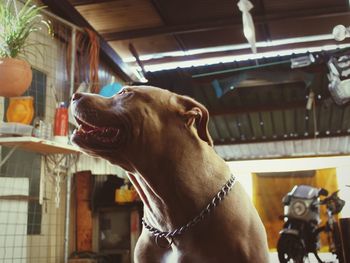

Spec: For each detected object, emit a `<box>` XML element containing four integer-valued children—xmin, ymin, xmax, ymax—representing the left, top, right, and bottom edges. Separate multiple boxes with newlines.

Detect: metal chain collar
<box><xmin>142</xmin><ymin>174</ymin><xmax>236</xmax><ymax>248</ymax></box>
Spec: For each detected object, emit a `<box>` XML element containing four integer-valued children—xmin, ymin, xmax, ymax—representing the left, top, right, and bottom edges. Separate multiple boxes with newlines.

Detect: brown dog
<box><xmin>70</xmin><ymin>86</ymin><xmax>269</xmax><ymax>263</ymax></box>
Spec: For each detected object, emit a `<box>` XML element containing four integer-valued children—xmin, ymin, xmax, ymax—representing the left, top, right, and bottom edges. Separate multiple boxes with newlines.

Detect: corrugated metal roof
<box><xmin>145</xmin><ymin>51</ymin><xmax>350</xmax><ymax>160</ymax></box>
<box><xmin>215</xmin><ymin>136</ymin><xmax>350</xmax><ymax>160</ymax></box>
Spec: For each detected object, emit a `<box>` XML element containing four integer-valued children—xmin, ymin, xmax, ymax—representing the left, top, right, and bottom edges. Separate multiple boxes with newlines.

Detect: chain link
<box><xmin>142</xmin><ymin>174</ymin><xmax>236</xmax><ymax>240</ymax></box>
<box><xmin>44</xmin><ymin>155</ymin><xmax>69</xmax><ymax>209</ymax></box>
<box><xmin>55</xmin><ymin>170</ymin><xmax>61</xmax><ymax>208</ymax></box>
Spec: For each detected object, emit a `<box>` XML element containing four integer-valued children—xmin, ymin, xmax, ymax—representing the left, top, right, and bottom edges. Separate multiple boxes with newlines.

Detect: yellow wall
<box><xmin>228</xmin><ymin>156</ymin><xmax>350</xmax><ymax>251</ymax></box>
<box><xmin>252</xmin><ymin>168</ymin><xmax>338</xmax><ymax>249</ymax></box>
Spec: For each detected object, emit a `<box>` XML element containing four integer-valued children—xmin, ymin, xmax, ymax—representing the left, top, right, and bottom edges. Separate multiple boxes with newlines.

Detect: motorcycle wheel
<box><xmin>329</xmin><ymin>222</ymin><xmax>344</xmax><ymax>263</ymax></box>
<box><xmin>277</xmin><ymin>235</ymin><xmax>306</xmax><ymax>263</ymax></box>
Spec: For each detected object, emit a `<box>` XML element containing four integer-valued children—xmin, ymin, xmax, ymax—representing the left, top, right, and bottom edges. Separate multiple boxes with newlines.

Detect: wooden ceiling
<box><xmin>62</xmin><ymin>0</ymin><xmax>350</xmax><ymax>69</ymax></box>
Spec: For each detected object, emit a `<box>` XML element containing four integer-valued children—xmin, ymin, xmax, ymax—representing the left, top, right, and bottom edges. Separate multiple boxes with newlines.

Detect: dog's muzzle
<box><xmin>70</xmin><ymin>93</ymin><xmax>126</xmax><ymax>150</ymax></box>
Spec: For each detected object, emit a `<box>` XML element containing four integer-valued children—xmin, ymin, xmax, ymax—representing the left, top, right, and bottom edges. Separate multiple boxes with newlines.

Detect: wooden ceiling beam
<box><xmin>102</xmin><ymin>7</ymin><xmax>349</xmax><ymax>41</ymax></box>
<box><xmin>129</xmin><ymin>43</ymin><xmax>146</xmax><ymax>77</ymax></box>
<box><xmin>42</xmin><ymin>0</ymin><xmax>139</xmax><ymax>82</ymax></box>
<box><xmin>255</xmin><ymin>0</ymin><xmax>271</xmax><ymax>41</ymax></box>
<box><xmin>150</xmin><ymin>0</ymin><xmax>187</xmax><ymax>52</ymax></box>
<box><xmin>103</xmin><ymin>17</ymin><xmax>241</xmax><ymax>41</ymax></box>
<box><xmin>69</xmin><ymin>0</ymin><xmax>115</xmax><ymax>6</ymax></box>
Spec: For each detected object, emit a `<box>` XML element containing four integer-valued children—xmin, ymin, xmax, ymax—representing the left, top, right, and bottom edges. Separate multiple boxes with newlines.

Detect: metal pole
<box><xmin>69</xmin><ymin>28</ymin><xmax>77</xmax><ymax>97</ymax></box>
<box><xmin>191</xmin><ymin>60</ymin><xmax>290</xmax><ymax>78</ymax></box>
<box><xmin>41</xmin><ymin>9</ymin><xmax>83</xmax><ymax>33</ymax></box>
<box><xmin>64</xmin><ymin>165</ymin><xmax>73</xmax><ymax>263</ymax></box>
<box><xmin>64</xmin><ymin>27</ymin><xmax>77</xmax><ymax>263</ymax></box>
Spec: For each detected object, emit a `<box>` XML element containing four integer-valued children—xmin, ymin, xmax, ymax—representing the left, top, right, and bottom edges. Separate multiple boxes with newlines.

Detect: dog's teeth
<box><xmin>78</xmin><ymin>125</ymin><xmax>121</xmax><ymax>145</ymax></box>
<box><xmin>111</xmin><ymin>130</ymin><xmax>120</xmax><ymax>142</ymax></box>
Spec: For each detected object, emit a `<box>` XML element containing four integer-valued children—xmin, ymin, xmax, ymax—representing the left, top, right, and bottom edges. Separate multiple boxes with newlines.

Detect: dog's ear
<box><xmin>177</xmin><ymin>95</ymin><xmax>213</xmax><ymax>147</ymax></box>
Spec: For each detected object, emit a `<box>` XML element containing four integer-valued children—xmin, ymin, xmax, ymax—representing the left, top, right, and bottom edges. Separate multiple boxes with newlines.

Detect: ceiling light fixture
<box><xmin>291</xmin><ymin>54</ymin><xmax>315</xmax><ymax>69</ymax></box>
<box><xmin>332</xmin><ymin>24</ymin><xmax>350</xmax><ymax>41</ymax></box>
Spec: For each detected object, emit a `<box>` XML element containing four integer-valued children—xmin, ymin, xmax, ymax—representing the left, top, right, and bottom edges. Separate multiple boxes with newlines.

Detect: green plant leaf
<box><xmin>0</xmin><ymin>0</ymin><xmax>53</xmax><ymax>58</ymax></box>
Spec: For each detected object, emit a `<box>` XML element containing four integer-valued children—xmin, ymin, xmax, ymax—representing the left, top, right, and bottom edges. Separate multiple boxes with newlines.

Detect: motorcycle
<box><xmin>277</xmin><ymin>185</ymin><xmax>345</xmax><ymax>263</ymax></box>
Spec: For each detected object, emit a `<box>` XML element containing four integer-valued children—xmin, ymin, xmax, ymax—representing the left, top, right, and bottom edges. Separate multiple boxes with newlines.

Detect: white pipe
<box><xmin>141</xmin><ymin>43</ymin><xmax>350</xmax><ymax>72</ymax></box>
<box><xmin>64</xmin><ymin>27</ymin><xmax>77</xmax><ymax>263</ymax></box>
<box><xmin>69</xmin><ymin>28</ymin><xmax>77</xmax><ymax>97</ymax></box>
<box><xmin>41</xmin><ymin>9</ymin><xmax>83</xmax><ymax>33</ymax></box>
<box><xmin>64</xmin><ymin>168</ymin><xmax>73</xmax><ymax>263</ymax></box>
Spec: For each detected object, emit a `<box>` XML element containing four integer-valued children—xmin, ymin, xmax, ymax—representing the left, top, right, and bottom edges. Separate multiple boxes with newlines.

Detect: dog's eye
<box><xmin>118</xmin><ymin>89</ymin><xmax>128</xmax><ymax>95</ymax></box>
<box><xmin>117</xmin><ymin>88</ymin><xmax>134</xmax><ymax>99</ymax></box>
<box><xmin>118</xmin><ymin>88</ymin><xmax>133</xmax><ymax>95</ymax></box>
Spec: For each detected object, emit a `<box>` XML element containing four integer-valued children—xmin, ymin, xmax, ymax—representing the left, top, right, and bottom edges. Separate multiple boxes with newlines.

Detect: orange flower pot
<box><xmin>0</xmin><ymin>58</ymin><xmax>33</xmax><ymax>97</ymax></box>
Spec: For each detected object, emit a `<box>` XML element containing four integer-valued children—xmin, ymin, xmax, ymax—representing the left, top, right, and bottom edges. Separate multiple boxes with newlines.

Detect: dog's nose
<box><xmin>71</xmin><ymin>93</ymin><xmax>83</xmax><ymax>101</ymax></box>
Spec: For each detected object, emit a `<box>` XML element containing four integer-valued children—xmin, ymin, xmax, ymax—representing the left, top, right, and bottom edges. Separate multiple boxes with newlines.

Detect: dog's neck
<box><xmin>128</xmin><ymin>141</ymin><xmax>231</xmax><ymax>232</ymax></box>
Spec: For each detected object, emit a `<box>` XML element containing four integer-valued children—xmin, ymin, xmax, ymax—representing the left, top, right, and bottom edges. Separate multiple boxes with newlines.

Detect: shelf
<box><xmin>0</xmin><ymin>136</ymin><xmax>80</xmax><ymax>155</ymax></box>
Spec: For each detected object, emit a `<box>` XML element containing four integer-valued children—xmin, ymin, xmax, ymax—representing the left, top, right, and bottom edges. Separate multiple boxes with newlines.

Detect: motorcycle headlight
<box><xmin>291</xmin><ymin>201</ymin><xmax>307</xmax><ymax>216</ymax></box>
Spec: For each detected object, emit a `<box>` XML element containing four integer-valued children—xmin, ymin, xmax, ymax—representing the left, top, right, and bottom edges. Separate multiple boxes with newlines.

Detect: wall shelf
<box><xmin>0</xmin><ymin>136</ymin><xmax>80</xmax><ymax>155</ymax></box>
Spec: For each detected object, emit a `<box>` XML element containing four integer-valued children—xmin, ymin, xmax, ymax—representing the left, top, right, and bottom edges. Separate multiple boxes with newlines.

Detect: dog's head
<box><xmin>70</xmin><ymin>85</ymin><xmax>213</xmax><ymax>171</ymax></box>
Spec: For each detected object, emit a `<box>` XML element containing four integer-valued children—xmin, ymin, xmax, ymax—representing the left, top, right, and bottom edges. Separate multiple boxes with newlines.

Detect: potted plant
<box><xmin>0</xmin><ymin>0</ymin><xmax>52</xmax><ymax>97</ymax></box>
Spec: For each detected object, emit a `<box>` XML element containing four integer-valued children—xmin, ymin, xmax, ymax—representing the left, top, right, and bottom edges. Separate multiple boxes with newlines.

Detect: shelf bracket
<box><xmin>0</xmin><ymin>146</ymin><xmax>19</xmax><ymax>168</ymax></box>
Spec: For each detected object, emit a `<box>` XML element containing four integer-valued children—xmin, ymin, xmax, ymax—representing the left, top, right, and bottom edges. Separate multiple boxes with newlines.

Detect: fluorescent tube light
<box><xmin>139</xmin><ymin>43</ymin><xmax>350</xmax><ymax>72</ymax></box>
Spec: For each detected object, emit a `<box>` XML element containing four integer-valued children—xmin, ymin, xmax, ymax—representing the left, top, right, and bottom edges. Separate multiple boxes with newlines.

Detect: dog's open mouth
<box><xmin>72</xmin><ymin>115</ymin><xmax>123</xmax><ymax>149</ymax></box>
